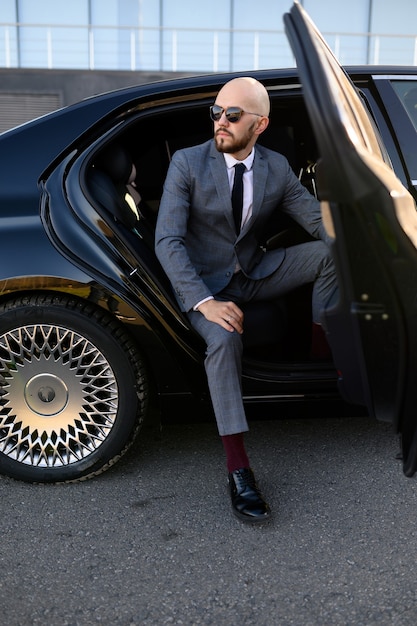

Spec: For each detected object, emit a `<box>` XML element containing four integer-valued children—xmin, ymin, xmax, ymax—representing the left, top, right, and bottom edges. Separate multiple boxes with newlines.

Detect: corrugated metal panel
<box><xmin>0</xmin><ymin>93</ymin><xmax>61</xmax><ymax>133</ymax></box>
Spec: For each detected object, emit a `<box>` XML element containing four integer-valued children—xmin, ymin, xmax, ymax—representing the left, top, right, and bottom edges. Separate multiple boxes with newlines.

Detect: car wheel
<box><xmin>0</xmin><ymin>294</ymin><xmax>148</xmax><ymax>483</ymax></box>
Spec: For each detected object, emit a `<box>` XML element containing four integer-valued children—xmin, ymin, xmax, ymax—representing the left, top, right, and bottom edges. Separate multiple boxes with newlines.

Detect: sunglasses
<box><xmin>209</xmin><ymin>104</ymin><xmax>263</xmax><ymax>123</ymax></box>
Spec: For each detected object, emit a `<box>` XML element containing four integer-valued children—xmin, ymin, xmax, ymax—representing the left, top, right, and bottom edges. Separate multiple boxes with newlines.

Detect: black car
<box><xmin>1</xmin><ymin>2</ymin><xmax>417</xmax><ymax>484</ymax></box>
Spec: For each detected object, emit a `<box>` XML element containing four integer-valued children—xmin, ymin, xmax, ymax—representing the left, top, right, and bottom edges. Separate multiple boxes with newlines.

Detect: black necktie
<box><xmin>231</xmin><ymin>163</ymin><xmax>245</xmax><ymax>233</ymax></box>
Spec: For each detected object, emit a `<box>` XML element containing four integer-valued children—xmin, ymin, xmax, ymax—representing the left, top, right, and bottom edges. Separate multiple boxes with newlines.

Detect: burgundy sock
<box><xmin>310</xmin><ymin>322</ymin><xmax>332</xmax><ymax>361</ymax></box>
<box><xmin>221</xmin><ymin>433</ymin><xmax>250</xmax><ymax>473</ymax></box>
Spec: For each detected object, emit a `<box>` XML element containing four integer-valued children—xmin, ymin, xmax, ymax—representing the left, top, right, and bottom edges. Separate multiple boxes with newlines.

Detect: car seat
<box><xmin>90</xmin><ymin>143</ymin><xmax>140</xmax><ymax>229</ymax></box>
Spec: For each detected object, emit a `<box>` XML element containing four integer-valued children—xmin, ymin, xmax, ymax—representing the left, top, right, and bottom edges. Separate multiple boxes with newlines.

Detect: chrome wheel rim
<box><xmin>0</xmin><ymin>324</ymin><xmax>118</xmax><ymax>467</ymax></box>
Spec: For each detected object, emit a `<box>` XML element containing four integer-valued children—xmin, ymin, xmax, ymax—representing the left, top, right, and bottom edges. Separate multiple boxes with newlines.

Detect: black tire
<box><xmin>0</xmin><ymin>294</ymin><xmax>149</xmax><ymax>483</ymax></box>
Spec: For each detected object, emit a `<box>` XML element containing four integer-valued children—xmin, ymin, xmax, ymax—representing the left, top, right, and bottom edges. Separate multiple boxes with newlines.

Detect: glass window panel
<box><xmin>228</xmin><ymin>0</ymin><xmax>294</xmax><ymax>70</ymax></box>
<box><xmin>160</xmin><ymin>30</ymin><xmax>230</xmax><ymax>73</ymax></box>
<box><xmin>17</xmin><ymin>0</ymin><xmax>89</xmax><ymax>68</ymax></box>
<box><xmin>231</xmin><ymin>32</ymin><xmax>294</xmax><ymax>71</ymax></box>
<box><xmin>161</xmin><ymin>0</ymin><xmax>223</xmax><ymax>71</ymax></box>
<box><xmin>303</xmin><ymin>0</ymin><xmax>369</xmax><ymax>31</ymax></box>
<box><xmin>369</xmin><ymin>35</ymin><xmax>417</xmax><ymax>66</ymax></box>
<box><xmin>233</xmin><ymin>0</ymin><xmax>287</xmax><ymax>30</ymax></box>
<box><xmin>90</xmin><ymin>1</ymin><xmax>137</xmax><ymax>70</ymax></box>
<box><xmin>138</xmin><ymin>0</ymin><xmax>161</xmax><ymax>27</ymax></box>
<box><xmin>89</xmin><ymin>1</ymin><xmax>161</xmax><ymax>70</ymax></box>
<box><xmin>303</xmin><ymin>0</ymin><xmax>369</xmax><ymax>64</ymax></box>
<box><xmin>136</xmin><ymin>0</ymin><xmax>162</xmax><ymax>70</ymax></box>
<box><xmin>91</xmin><ymin>0</ymin><xmax>119</xmax><ymax>26</ymax></box>
<box><xmin>1</xmin><ymin>0</ymin><xmax>18</xmax><ymax>66</ymax></box>
<box><xmin>371</xmin><ymin>0</ymin><xmax>417</xmax><ymax>36</ymax></box>
<box><xmin>18</xmin><ymin>0</ymin><xmax>88</xmax><ymax>24</ymax></box>
<box><xmin>2</xmin><ymin>0</ymin><xmax>17</xmax><ymax>21</ymax></box>
<box><xmin>162</xmin><ymin>0</ymin><xmax>217</xmax><ymax>28</ymax></box>
<box><xmin>17</xmin><ymin>24</ymin><xmax>89</xmax><ymax>68</ymax></box>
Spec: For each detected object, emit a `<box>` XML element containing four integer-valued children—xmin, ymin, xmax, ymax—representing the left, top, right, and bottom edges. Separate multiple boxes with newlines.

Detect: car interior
<box><xmin>84</xmin><ymin>92</ymin><xmax>332</xmax><ymax>370</ymax></box>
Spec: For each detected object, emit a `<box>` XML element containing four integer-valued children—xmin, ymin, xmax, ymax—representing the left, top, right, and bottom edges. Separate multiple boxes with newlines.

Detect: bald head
<box><xmin>216</xmin><ymin>77</ymin><xmax>270</xmax><ymax>118</ymax></box>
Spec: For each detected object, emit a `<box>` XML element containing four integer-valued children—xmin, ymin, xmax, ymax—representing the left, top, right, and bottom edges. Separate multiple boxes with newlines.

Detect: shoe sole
<box><xmin>231</xmin><ymin>508</ymin><xmax>272</xmax><ymax>523</ymax></box>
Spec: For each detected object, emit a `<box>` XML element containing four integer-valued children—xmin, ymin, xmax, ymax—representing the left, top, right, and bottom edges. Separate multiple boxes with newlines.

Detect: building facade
<box><xmin>3</xmin><ymin>0</ymin><xmax>417</xmax><ymax>72</ymax></box>
<box><xmin>1</xmin><ymin>0</ymin><xmax>417</xmax><ymax>131</ymax></box>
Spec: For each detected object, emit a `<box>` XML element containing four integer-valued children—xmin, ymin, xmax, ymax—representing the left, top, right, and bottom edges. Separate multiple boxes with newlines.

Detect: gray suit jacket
<box><xmin>155</xmin><ymin>139</ymin><xmax>327</xmax><ymax>313</ymax></box>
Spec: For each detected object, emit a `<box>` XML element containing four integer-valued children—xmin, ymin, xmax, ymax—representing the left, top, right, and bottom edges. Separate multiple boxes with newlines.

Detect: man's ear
<box><xmin>255</xmin><ymin>116</ymin><xmax>269</xmax><ymax>136</ymax></box>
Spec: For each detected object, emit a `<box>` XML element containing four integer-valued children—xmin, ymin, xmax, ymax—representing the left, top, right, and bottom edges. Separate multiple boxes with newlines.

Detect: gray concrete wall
<box><xmin>0</xmin><ymin>68</ymin><xmax>194</xmax><ymax>132</ymax></box>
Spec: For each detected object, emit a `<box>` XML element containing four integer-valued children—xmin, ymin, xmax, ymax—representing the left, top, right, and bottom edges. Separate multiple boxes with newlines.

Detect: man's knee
<box><xmin>206</xmin><ymin>325</ymin><xmax>243</xmax><ymax>356</ymax></box>
<box><xmin>311</xmin><ymin>241</ymin><xmax>335</xmax><ymax>275</ymax></box>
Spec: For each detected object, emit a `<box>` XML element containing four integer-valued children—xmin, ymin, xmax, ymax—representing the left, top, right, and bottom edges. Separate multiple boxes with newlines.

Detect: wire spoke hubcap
<box><xmin>0</xmin><ymin>324</ymin><xmax>118</xmax><ymax>468</ymax></box>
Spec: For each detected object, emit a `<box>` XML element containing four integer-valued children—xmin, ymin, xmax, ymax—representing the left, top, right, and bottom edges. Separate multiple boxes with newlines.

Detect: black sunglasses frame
<box><xmin>209</xmin><ymin>105</ymin><xmax>263</xmax><ymax>123</ymax></box>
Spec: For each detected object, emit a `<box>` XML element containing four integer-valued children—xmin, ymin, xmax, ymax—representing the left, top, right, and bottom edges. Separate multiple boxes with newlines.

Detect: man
<box><xmin>155</xmin><ymin>77</ymin><xmax>337</xmax><ymax>523</ymax></box>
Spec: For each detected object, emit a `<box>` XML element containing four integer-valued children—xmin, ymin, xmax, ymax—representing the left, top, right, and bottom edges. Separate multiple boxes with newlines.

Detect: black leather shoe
<box><xmin>228</xmin><ymin>468</ymin><xmax>271</xmax><ymax>523</ymax></box>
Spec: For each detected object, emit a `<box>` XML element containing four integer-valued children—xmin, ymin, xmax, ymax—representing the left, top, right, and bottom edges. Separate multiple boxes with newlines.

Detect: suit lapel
<box><xmin>250</xmin><ymin>150</ymin><xmax>268</xmax><ymax>225</ymax></box>
<box><xmin>209</xmin><ymin>143</ymin><xmax>236</xmax><ymax>231</ymax></box>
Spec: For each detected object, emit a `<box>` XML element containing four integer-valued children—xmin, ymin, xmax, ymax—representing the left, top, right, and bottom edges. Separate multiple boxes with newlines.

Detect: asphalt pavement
<box><xmin>1</xmin><ymin>412</ymin><xmax>417</xmax><ymax>625</ymax></box>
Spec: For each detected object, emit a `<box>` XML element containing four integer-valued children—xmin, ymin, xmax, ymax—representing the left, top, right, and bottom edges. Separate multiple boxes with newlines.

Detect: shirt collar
<box><xmin>224</xmin><ymin>148</ymin><xmax>255</xmax><ymax>171</ymax></box>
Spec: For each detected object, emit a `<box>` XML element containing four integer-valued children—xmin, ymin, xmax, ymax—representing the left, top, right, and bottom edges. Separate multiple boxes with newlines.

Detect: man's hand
<box><xmin>198</xmin><ymin>299</ymin><xmax>244</xmax><ymax>334</ymax></box>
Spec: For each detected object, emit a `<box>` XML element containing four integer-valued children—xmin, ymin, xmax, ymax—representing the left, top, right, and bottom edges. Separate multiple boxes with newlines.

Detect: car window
<box><xmin>391</xmin><ymin>80</ymin><xmax>417</xmax><ymax>132</ymax></box>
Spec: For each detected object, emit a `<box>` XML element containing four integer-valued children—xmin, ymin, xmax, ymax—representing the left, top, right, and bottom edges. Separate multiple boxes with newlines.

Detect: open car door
<box><xmin>284</xmin><ymin>2</ymin><xmax>417</xmax><ymax>476</ymax></box>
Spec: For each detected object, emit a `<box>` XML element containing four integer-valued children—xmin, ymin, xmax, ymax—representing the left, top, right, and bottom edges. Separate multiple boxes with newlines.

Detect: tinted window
<box><xmin>391</xmin><ymin>80</ymin><xmax>417</xmax><ymax>132</ymax></box>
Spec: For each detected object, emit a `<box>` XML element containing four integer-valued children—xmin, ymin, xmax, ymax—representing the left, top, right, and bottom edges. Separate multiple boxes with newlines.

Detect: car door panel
<box><xmin>284</xmin><ymin>1</ymin><xmax>417</xmax><ymax>475</ymax></box>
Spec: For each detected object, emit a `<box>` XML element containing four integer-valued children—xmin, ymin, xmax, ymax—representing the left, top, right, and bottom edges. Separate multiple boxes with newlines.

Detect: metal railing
<box><xmin>1</xmin><ymin>22</ymin><xmax>417</xmax><ymax>73</ymax></box>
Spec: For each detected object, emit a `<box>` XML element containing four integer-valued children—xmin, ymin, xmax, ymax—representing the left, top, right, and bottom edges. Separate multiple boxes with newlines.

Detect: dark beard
<box><xmin>214</xmin><ymin>121</ymin><xmax>256</xmax><ymax>154</ymax></box>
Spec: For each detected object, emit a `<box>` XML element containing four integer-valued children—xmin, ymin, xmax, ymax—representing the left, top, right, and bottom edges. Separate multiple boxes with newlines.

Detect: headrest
<box><xmin>88</xmin><ymin>168</ymin><xmax>138</xmax><ymax>229</ymax></box>
<box><xmin>95</xmin><ymin>144</ymin><xmax>132</xmax><ymax>184</ymax></box>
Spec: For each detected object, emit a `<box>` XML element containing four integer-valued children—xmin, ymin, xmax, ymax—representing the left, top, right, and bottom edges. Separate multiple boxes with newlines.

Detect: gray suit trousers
<box><xmin>186</xmin><ymin>240</ymin><xmax>337</xmax><ymax>436</ymax></box>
